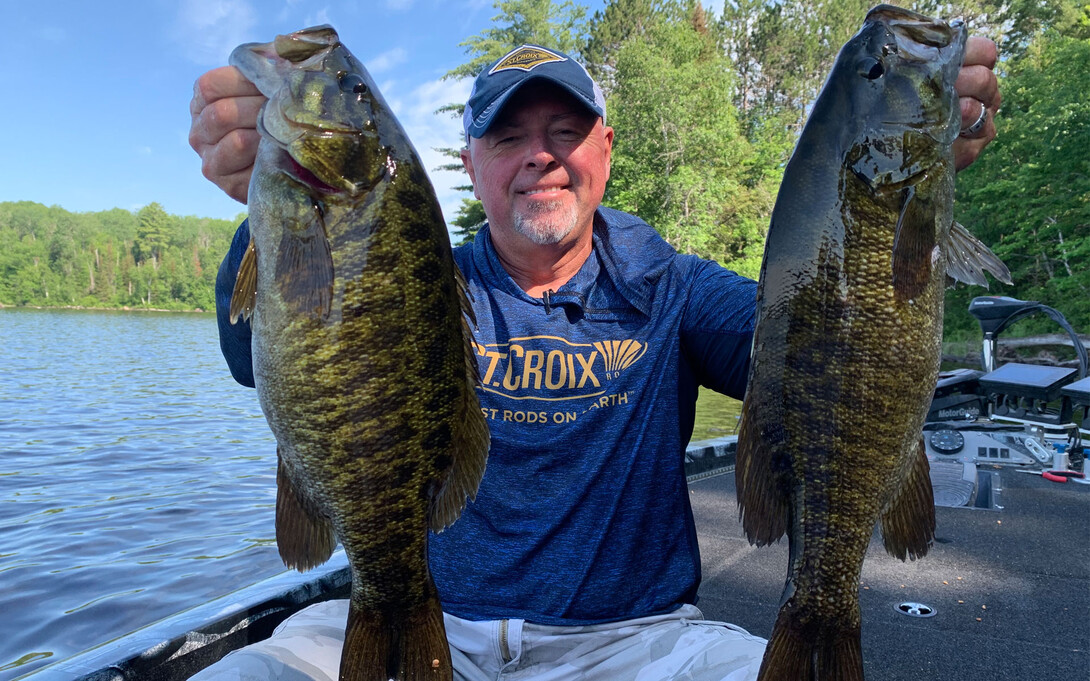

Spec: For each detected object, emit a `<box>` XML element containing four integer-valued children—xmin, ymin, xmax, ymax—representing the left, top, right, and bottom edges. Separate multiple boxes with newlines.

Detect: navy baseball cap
<box><xmin>463</xmin><ymin>45</ymin><xmax>607</xmax><ymax>144</ymax></box>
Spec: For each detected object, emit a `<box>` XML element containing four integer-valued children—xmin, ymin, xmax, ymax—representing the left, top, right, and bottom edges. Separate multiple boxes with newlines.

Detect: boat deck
<box><xmin>690</xmin><ymin>466</ymin><xmax>1090</xmax><ymax>681</ymax></box>
<box><xmin>22</xmin><ymin>444</ymin><xmax>1089</xmax><ymax>681</ymax></box>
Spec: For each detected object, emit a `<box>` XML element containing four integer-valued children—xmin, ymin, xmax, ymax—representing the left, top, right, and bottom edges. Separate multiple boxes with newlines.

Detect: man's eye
<box><xmin>554</xmin><ymin>125</ymin><xmax>586</xmax><ymax>139</ymax></box>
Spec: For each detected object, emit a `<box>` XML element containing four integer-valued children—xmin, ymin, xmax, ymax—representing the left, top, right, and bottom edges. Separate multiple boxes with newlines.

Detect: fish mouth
<box><xmin>258</xmin><ymin>118</ymin><xmax>350</xmax><ymax>194</ymax></box>
<box><xmin>281</xmin><ymin>151</ymin><xmax>345</xmax><ymax>194</ymax></box>
<box><xmin>258</xmin><ymin>112</ymin><xmax>377</xmax><ymax>195</ymax></box>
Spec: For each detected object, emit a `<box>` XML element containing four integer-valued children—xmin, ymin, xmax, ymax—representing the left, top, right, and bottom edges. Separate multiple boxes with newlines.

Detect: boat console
<box><xmin>923</xmin><ymin>296</ymin><xmax>1087</xmax><ymax>507</ymax></box>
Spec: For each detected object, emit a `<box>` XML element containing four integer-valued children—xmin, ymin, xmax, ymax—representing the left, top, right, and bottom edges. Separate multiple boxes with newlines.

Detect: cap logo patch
<box><xmin>489</xmin><ymin>46</ymin><xmax>567</xmax><ymax>74</ymax></box>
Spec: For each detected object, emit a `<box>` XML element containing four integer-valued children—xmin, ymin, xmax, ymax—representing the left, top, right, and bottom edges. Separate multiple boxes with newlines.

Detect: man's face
<box><xmin>461</xmin><ymin>82</ymin><xmax>613</xmax><ymax>247</ymax></box>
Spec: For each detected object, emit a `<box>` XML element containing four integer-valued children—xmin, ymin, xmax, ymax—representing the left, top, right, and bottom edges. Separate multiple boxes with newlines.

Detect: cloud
<box><xmin>303</xmin><ymin>8</ymin><xmax>333</xmax><ymax>27</ymax></box>
<box><xmin>366</xmin><ymin>47</ymin><xmax>408</xmax><ymax>75</ymax></box>
<box><xmin>173</xmin><ymin>0</ymin><xmax>258</xmax><ymax>65</ymax></box>
<box><xmin>136</xmin><ymin>146</ymin><xmax>153</xmax><ymax>156</ymax></box>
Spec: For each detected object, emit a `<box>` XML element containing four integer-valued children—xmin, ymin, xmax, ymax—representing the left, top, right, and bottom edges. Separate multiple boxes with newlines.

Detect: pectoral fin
<box><xmin>276</xmin><ymin>202</ymin><xmax>335</xmax><ymax>320</ymax></box>
<box><xmin>944</xmin><ymin>221</ymin><xmax>1012</xmax><ymax>288</ymax></box>
<box><xmin>891</xmin><ymin>185</ymin><xmax>937</xmax><ymax>302</ymax></box>
<box><xmin>880</xmin><ymin>438</ymin><xmax>936</xmax><ymax>561</ymax></box>
<box><xmin>229</xmin><ymin>236</ymin><xmax>258</xmax><ymax>324</ymax></box>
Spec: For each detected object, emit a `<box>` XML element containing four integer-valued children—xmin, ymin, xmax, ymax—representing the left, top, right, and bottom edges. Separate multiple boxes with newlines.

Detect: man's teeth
<box><xmin>522</xmin><ymin>187</ymin><xmax>564</xmax><ymax>196</ymax></box>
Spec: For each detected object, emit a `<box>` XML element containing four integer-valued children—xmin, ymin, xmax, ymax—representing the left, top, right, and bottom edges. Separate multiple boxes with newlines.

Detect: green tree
<box><xmin>438</xmin><ymin>0</ymin><xmax>590</xmax><ymax>243</ymax></box>
<box><xmin>449</xmin><ymin>198</ymin><xmax>488</xmax><ymax>246</ymax></box>
<box><xmin>947</xmin><ymin>31</ymin><xmax>1090</xmax><ymax>337</ymax></box>
<box><xmin>134</xmin><ymin>202</ymin><xmax>172</xmax><ymax>269</ymax></box>
<box><xmin>583</xmin><ymin>0</ymin><xmax>661</xmax><ymax>95</ymax></box>
<box><xmin>604</xmin><ymin>1</ymin><xmax>773</xmax><ymax>276</ymax></box>
<box><xmin>0</xmin><ymin>201</ymin><xmax>240</xmax><ymax>311</ymax></box>
<box><xmin>446</xmin><ymin>0</ymin><xmax>589</xmax><ymax>81</ymax></box>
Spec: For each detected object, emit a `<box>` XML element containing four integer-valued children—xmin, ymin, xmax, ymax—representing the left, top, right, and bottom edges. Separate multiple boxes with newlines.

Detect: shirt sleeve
<box><xmin>679</xmin><ymin>257</ymin><xmax>758</xmax><ymax>400</ymax></box>
<box><xmin>215</xmin><ymin>220</ymin><xmax>255</xmax><ymax>388</ymax></box>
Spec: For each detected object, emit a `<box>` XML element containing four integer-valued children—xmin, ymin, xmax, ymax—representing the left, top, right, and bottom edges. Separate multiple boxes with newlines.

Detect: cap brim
<box><xmin>465</xmin><ymin>75</ymin><xmax>604</xmax><ymax>140</ymax></box>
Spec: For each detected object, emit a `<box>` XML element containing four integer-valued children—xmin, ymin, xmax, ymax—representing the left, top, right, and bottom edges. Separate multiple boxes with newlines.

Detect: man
<box><xmin>189</xmin><ymin>37</ymin><xmax>1000</xmax><ymax>680</ymax></box>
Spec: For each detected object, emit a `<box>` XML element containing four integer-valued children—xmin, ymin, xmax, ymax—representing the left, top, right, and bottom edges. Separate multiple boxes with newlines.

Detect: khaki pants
<box><xmin>188</xmin><ymin>600</ymin><xmax>766</xmax><ymax>681</ymax></box>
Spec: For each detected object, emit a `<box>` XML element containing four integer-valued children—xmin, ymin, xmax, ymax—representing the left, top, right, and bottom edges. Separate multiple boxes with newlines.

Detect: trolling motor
<box><xmin>968</xmin><ymin>296</ymin><xmax>1088</xmax><ymax>378</ymax></box>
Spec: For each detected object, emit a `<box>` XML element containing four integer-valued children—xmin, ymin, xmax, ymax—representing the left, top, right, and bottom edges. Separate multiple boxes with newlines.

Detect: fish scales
<box><xmin>736</xmin><ymin>5</ymin><xmax>1009</xmax><ymax>681</ymax></box>
<box><xmin>228</xmin><ymin>25</ymin><xmax>488</xmax><ymax>681</ymax></box>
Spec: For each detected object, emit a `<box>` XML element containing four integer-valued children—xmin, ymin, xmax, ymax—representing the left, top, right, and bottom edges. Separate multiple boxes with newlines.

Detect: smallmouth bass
<box><xmin>228</xmin><ymin>25</ymin><xmax>489</xmax><ymax>681</ymax></box>
<box><xmin>736</xmin><ymin>6</ymin><xmax>1010</xmax><ymax>680</ymax></box>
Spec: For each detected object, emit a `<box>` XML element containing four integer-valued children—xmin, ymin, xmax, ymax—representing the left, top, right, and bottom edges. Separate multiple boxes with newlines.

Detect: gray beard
<box><xmin>512</xmin><ymin>200</ymin><xmax>579</xmax><ymax>245</ymax></box>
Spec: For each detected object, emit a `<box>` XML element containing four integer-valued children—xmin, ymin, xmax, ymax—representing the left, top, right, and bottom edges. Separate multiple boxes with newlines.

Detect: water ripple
<box><xmin>0</xmin><ymin>309</ymin><xmax>288</xmax><ymax>680</ymax></box>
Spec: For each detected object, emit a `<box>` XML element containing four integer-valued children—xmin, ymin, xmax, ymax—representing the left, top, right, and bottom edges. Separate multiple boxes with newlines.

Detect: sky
<box><xmin>0</xmin><ymin>0</ymin><xmax>638</xmax><ymax>227</ymax></box>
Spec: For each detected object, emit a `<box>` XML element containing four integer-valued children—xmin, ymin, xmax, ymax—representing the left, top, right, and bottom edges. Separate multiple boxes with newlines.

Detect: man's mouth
<box><xmin>518</xmin><ymin>186</ymin><xmax>568</xmax><ymax>197</ymax></box>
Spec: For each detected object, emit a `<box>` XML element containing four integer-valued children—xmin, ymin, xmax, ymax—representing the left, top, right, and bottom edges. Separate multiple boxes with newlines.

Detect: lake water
<box><xmin>0</xmin><ymin>308</ymin><xmax>741</xmax><ymax>679</ymax></box>
<box><xmin>0</xmin><ymin>308</ymin><xmax>285</xmax><ymax>680</ymax></box>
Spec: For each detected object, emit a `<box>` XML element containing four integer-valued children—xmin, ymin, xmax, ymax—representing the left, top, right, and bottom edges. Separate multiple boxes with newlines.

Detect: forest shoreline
<box><xmin>0</xmin><ymin>302</ymin><xmax>209</xmax><ymax>314</ymax></box>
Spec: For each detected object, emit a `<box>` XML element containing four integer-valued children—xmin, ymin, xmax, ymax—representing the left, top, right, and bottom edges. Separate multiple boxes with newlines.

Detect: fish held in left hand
<box><xmin>228</xmin><ymin>25</ymin><xmax>489</xmax><ymax>681</ymax></box>
<box><xmin>736</xmin><ymin>5</ymin><xmax>1010</xmax><ymax>681</ymax></box>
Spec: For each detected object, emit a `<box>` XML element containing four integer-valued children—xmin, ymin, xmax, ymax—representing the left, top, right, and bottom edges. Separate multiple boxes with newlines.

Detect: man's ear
<box><xmin>602</xmin><ymin>125</ymin><xmax>614</xmax><ymax>183</ymax></box>
<box><xmin>460</xmin><ymin>146</ymin><xmax>480</xmax><ymax>199</ymax></box>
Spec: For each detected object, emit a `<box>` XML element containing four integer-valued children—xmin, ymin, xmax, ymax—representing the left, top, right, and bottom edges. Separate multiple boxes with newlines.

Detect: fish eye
<box><xmin>859</xmin><ymin>58</ymin><xmax>885</xmax><ymax>80</ymax></box>
<box><xmin>340</xmin><ymin>73</ymin><xmax>368</xmax><ymax>95</ymax></box>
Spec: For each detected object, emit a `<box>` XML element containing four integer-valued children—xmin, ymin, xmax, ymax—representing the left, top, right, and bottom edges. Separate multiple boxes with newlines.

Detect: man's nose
<box><xmin>524</xmin><ymin>133</ymin><xmax>558</xmax><ymax>169</ymax></box>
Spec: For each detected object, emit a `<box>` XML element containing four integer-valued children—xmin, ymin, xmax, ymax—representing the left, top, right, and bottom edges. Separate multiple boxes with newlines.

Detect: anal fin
<box><xmin>881</xmin><ymin>438</ymin><xmax>936</xmax><ymax>561</ymax></box>
<box><xmin>275</xmin><ymin>449</ymin><xmax>336</xmax><ymax>571</ymax></box>
<box><xmin>736</xmin><ymin>408</ymin><xmax>790</xmax><ymax>547</ymax></box>
<box><xmin>428</xmin><ymin>277</ymin><xmax>490</xmax><ymax>533</ymax></box>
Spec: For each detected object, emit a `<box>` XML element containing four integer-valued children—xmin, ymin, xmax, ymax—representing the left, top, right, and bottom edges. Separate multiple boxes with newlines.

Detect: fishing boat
<box><xmin>19</xmin><ymin>297</ymin><xmax>1089</xmax><ymax>681</ymax></box>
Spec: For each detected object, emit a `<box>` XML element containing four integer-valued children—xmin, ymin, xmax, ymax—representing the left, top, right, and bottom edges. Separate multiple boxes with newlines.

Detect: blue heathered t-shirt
<box><xmin>215</xmin><ymin>206</ymin><xmax>757</xmax><ymax>626</ymax></box>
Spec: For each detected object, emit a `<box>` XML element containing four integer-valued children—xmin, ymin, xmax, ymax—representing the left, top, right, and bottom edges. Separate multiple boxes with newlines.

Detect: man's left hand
<box><xmin>953</xmin><ymin>36</ymin><xmax>1001</xmax><ymax>171</ymax></box>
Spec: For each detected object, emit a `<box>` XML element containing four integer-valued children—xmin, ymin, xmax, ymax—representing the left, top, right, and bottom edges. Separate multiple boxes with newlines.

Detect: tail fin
<box><xmin>340</xmin><ymin>596</ymin><xmax>451</xmax><ymax>681</ymax></box>
<box><xmin>758</xmin><ymin>611</ymin><xmax>864</xmax><ymax>681</ymax></box>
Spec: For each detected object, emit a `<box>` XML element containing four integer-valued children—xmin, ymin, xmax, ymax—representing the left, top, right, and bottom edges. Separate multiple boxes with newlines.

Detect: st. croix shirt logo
<box><xmin>489</xmin><ymin>46</ymin><xmax>567</xmax><ymax>74</ymax></box>
<box><xmin>472</xmin><ymin>336</ymin><xmax>647</xmax><ymax>400</ymax></box>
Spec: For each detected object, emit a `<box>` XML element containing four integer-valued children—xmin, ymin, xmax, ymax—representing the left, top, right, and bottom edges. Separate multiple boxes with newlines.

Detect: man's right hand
<box><xmin>189</xmin><ymin>67</ymin><xmax>266</xmax><ymax>205</ymax></box>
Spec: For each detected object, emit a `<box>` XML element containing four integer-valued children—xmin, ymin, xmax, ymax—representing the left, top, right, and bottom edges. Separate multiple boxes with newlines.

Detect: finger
<box><xmin>963</xmin><ymin>36</ymin><xmax>998</xmax><ymax>70</ymax></box>
<box><xmin>953</xmin><ymin>115</ymin><xmax>996</xmax><ymax>171</ymax></box>
<box><xmin>189</xmin><ymin>94</ymin><xmax>266</xmax><ymax>150</ymax></box>
<box><xmin>190</xmin><ymin>66</ymin><xmax>262</xmax><ymax>117</ymax></box>
<box><xmin>198</xmin><ymin>129</ymin><xmax>261</xmax><ymax>204</ymax></box>
<box><xmin>955</xmin><ymin>64</ymin><xmax>1000</xmax><ymax>111</ymax></box>
<box><xmin>958</xmin><ymin>97</ymin><xmax>991</xmax><ymax>137</ymax></box>
<box><xmin>213</xmin><ymin>168</ymin><xmax>254</xmax><ymax>206</ymax></box>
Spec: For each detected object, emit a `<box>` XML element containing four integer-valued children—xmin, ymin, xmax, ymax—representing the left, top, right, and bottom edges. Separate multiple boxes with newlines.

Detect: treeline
<box><xmin>4</xmin><ymin>1</ymin><xmax>1087</xmax><ymax>335</ymax></box>
<box><xmin>0</xmin><ymin>201</ymin><xmax>243</xmax><ymax>311</ymax></box>
<box><xmin>441</xmin><ymin>0</ymin><xmax>1089</xmax><ymax>335</ymax></box>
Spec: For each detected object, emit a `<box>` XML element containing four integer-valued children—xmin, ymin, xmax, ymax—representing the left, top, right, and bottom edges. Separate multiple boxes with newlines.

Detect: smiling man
<box><xmin>460</xmin><ymin>62</ymin><xmax>613</xmax><ymax>296</ymax></box>
<box><xmin>189</xmin><ymin>38</ymin><xmax>1000</xmax><ymax>681</ymax></box>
